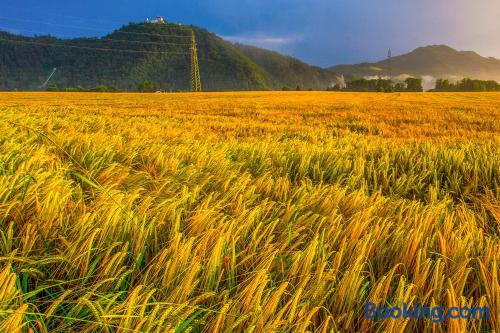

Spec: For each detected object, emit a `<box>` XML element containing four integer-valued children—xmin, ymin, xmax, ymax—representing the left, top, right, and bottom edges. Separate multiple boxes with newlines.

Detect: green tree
<box><xmin>46</xmin><ymin>84</ymin><xmax>59</xmax><ymax>92</ymax></box>
<box><xmin>394</xmin><ymin>83</ymin><xmax>405</xmax><ymax>92</ymax></box>
<box><xmin>435</xmin><ymin>79</ymin><xmax>454</xmax><ymax>91</ymax></box>
<box><xmin>346</xmin><ymin>78</ymin><xmax>395</xmax><ymax>92</ymax></box>
<box><xmin>93</xmin><ymin>85</ymin><xmax>110</xmax><ymax>92</ymax></box>
<box><xmin>65</xmin><ymin>87</ymin><xmax>85</xmax><ymax>92</ymax></box>
<box><xmin>433</xmin><ymin>78</ymin><xmax>500</xmax><ymax>92</ymax></box>
<box><xmin>405</xmin><ymin>78</ymin><xmax>423</xmax><ymax>92</ymax></box>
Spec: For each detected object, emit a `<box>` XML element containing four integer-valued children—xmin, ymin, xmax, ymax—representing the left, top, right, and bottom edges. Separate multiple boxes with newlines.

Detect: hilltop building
<box><xmin>145</xmin><ymin>16</ymin><xmax>166</xmax><ymax>24</ymax></box>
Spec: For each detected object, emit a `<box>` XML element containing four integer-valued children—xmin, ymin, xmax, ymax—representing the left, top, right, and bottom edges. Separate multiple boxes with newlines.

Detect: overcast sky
<box><xmin>1</xmin><ymin>0</ymin><xmax>499</xmax><ymax>67</ymax></box>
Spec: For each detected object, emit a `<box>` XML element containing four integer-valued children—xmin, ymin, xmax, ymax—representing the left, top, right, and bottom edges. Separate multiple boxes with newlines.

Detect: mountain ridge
<box><xmin>329</xmin><ymin>44</ymin><xmax>500</xmax><ymax>82</ymax></box>
<box><xmin>0</xmin><ymin>22</ymin><xmax>337</xmax><ymax>91</ymax></box>
<box><xmin>1</xmin><ymin>20</ymin><xmax>500</xmax><ymax>91</ymax></box>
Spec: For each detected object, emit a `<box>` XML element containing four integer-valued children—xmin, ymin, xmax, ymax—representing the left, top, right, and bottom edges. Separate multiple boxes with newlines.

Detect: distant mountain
<box><xmin>0</xmin><ymin>22</ymin><xmax>337</xmax><ymax>91</ymax></box>
<box><xmin>329</xmin><ymin>45</ymin><xmax>500</xmax><ymax>81</ymax></box>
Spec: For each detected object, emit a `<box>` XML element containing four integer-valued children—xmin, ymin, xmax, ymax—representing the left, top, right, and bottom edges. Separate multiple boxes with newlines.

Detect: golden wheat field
<box><xmin>0</xmin><ymin>92</ymin><xmax>499</xmax><ymax>332</ymax></box>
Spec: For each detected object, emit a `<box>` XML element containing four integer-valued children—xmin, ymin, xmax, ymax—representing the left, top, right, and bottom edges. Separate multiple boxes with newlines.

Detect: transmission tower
<box><xmin>190</xmin><ymin>30</ymin><xmax>202</xmax><ymax>92</ymax></box>
<box><xmin>387</xmin><ymin>48</ymin><xmax>392</xmax><ymax>78</ymax></box>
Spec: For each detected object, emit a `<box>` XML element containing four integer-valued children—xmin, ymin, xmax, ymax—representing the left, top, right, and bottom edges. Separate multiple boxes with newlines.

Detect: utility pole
<box><xmin>190</xmin><ymin>30</ymin><xmax>202</xmax><ymax>92</ymax></box>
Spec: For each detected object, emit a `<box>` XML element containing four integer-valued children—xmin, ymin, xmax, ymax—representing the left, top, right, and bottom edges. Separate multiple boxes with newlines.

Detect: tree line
<box><xmin>432</xmin><ymin>78</ymin><xmax>500</xmax><ymax>92</ymax></box>
<box><xmin>326</xmin><ymin>77</ymin><xmax>500</xmax><ymax>93</ymax></box>
<box><xmin>45</xmin><ymin>77</ymin><xmax>500</xmax><ymax>93</ymax></box>
<box><xmin>327</xmin><ymin>78</ymin><xmax>423</xmax><ymax>93</ymax></box>
<box><xmin>46</xmin><ymin>81</ymin><xmax>166</xmax><ymax>93</ymax></box>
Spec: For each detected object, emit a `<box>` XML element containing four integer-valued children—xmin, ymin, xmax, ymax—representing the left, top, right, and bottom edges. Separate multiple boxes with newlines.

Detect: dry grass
<box><xmin>0</xmin><ymin>92</ymin><xmax>498</xmax><ymax>332</ymax></box>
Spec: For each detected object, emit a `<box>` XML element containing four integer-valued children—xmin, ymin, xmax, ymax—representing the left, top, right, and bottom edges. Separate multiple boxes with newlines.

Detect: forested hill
<box><xmin>0</xmin><ymin>22</ymin><xmax>337</xmax><ymax>91</ymax></box>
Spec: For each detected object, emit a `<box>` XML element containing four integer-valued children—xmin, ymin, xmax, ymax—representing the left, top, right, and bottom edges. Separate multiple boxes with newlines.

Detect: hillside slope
<box><xmin>0</xmin><ymin>22</ymin><xmax>336</xmax><ymax>91</ymax></box>
<box><xmin>329</xmin><ymin>45</ymin><xmax>500</xmax><ymax>81</ymax></box>
<box><xmin>234</xmin><ymin>44</ymin><xmax>337</xmax><ymax>89</ymax></box>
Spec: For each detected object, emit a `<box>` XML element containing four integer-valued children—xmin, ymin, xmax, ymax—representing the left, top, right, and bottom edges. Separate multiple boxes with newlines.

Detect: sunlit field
<box><xmin>0</xmin><ymin>92</ymin><xmax>498</xmax><ymax>332</ymax></box>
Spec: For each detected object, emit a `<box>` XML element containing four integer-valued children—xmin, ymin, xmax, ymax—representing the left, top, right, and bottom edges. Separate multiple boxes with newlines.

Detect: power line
<box><xmin>0</xmin><ymin>26</ymin><xmax>76</xmax><ymax>39</ymax></box>
<box><xmin>1</xmin><ymin>3</ymin><xmax>128</xmax><ymax>26</ymax></box>
<box><xmin>2</xmin><ymin>3</ymin><xmax>194</xmax><ymax>32</ymax></box>
<box><xmin>0</xmin><ymin>16</ymin><xmax>193</xmax><ymax>38</ymax></box>
<box><xmin>112</xmin><ymin>30</ymin><xmax>191</xmax><ymax>39</ymax></box>
<box><xmin>0</xmin><ymin>37</ymin><xmax>190</xmax><ymax>55</ymax></box>
<box><xmin>0</xmin><ymin>26</ymin><xmax>192</xmax><ymax>46</ymax></box>
<box><xmin>0</xmin><ymin>12</ymin><xmax>202</xmax><ymax>91</ymax></box>
<box><xmin>0</xmin><ymin>16</ymin><xmax>113</xmax><ymax>34</ymax></box>
<box><xmin>103</xmin><ymin>38</ymin><xmax>190</xmax><ymax>47</ymax></box>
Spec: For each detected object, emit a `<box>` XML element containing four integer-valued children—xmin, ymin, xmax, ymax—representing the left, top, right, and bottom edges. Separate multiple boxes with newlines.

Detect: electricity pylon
<box><xmin>190</xmin><ymin>30</ymin><xmax>202</xmax><ymax>92</ymax></box>
<box><xmin>387</xmin><ymin>48</ymin><xmax>392</xmax><ymax>78</ymax></box>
